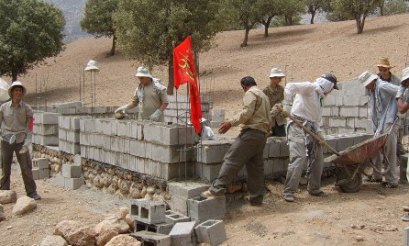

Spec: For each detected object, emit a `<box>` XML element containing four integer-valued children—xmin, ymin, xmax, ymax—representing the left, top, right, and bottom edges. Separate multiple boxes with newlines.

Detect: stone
<box><xmin>97</xmin><ymin>230</ymin><xmax>119</xmax><ymax>246</ymax></box>
<box><xmin>12</xmin><ymin>196</ymin><xmax>37</xmax><ymax>216</ymax></box>
<box><xmin>65</xmin><ymin>225</ymin><xmax>97</xmax><ymax>246</ymax></box>
<box><xmin>0</xmin><ymin>190</ymin><xmax>17</xmax><ymax>204</ymax></box>
<box><xmin>131</xmin><ymin>231</ymin><xmax>171</xmax><ymax>246</ymax></box>
<box><xmin>169</xmin><ymin>221</ymin><xmax>196</xmax><ymax>246</ymax></box>
<box><xmin>95</xmin><ymin>216</ymin><xmax>131</xmax><ymax>234</ymax></box>
<box><xmin>119</xmin><ymin>207</ymin><xmax>129</xmax><ymax>220</ymax></box>
<box><xmin>105</xmin><ymin>234</ymin><xmax>141</xmax><ymax>246</ymax></box>
<box><xmin>54</xmin><ymin>220</ymin><xmax>80</xmax><ymax>237</ymax></box>
<box><xmin>40</xmin><ymin>235</ymin><xmax>68</xmax><ymax>246</ymax></box>
<box><xmin>0</xmin><ymin>212</ymin><xmax>5</xmax><ymax>222</ymax></box>
<box><xmin>195</xmin><ymin>220</ymin><xmax>227</xmax><ymax>246</ymax></box>
<box><xmin>125</xmin><ymin>214</ymin><xmax>135</xmax><ymax>230</ymax></box>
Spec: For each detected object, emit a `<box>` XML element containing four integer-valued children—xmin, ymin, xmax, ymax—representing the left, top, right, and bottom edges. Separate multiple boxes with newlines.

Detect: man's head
<box><xmin>8</xmin><ymin>81</ymin><xmax>26</xmax><ymax>103</ymax></box>
<box><xmin>376</xmin><ymin>57</ymin><xmax>394</xmax><ymax>80</ymax></box>
<box><xmin>317</xmin><ymin>73</ymin><xmax>338</xmax><ymax>96</ymax></box>
<box><xmin>269</xmin><ymin>67</ymin><xmax>285</xmax><ymax>86</ymax></box>
<box><xmin>359</xmin><ymin>71</ymin><xmax>378</xmax><ymax>91</ymax></box>
<box><xmin>240</xmin><ymin>76</ymin><xmax>257</xmax><ymax>92</ymax></box>
<box><xmin>135</xmin><ymin>66</ymin><xmax>153</xmax><ymax>86</ymax></box>
<box><xmin>401</xmin><ymin>67</ymin><xmax>409</xmax><ymax>87</ymax></box>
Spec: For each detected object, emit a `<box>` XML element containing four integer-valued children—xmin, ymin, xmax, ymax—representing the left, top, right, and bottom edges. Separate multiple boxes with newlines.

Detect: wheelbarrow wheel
<box><xmin>335</xmin><ymin>166</ymin><xmax>362</xmax><ymax>193</ymax></box>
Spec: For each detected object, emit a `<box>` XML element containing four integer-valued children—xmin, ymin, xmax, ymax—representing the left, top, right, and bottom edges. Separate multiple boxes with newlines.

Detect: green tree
<box><xmin>0</xmin><ymin>0</ymin><xmax>65</xmax><ymax>81</ymax></box>
<box><xmin>258</xmin><ymin>0</ymin><xmax>284</xmax><ymax>37</ymax></box>
<box><xmin>81</xmin><ymin>0</ymin><xmax>119</xmax><ymax>57</ymax></box>
<box><xmin>304</xmin><ymin>0</ymin><xmax>330</xmax><ymax>24</ymax></box>
<box><xmin>383</xmin><ymin>0</ymin><xmax>409</xmax><ymax>15</ymax></box>
<box><xmin>331</xmin><ymin>0</ymin><xmax>381</xmax><ymax>34</ymax></box>
<box><xmin>114</xmin><ymin>0</ymin><xmax>223</xmax><ymax>94</ymax></box>
<box><xmin>280</xmin><ymin>0</ymin><xmax>305</xmax><ymax>25</ymax></box>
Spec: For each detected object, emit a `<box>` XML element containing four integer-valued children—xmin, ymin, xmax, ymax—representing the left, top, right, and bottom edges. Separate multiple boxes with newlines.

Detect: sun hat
<box><xmin>358</xmin><ymin>71</ymin><xmax>378</xmax><ymax>87</ymax></box>
<box><xmin>135</xmin><ymin>66</ymin><xmax>153</xmax><ymax>78</ymax></box>
<box><xmin>269</xmin><ymin>68</ymin><xmax>286</xmax><ymax>78</ymax></box>
<box><xmin>84</xmin><ymin>60</ymin><xmax>99</xmax><ymax>71</ymax></box>
<box><xmin>320</xmin><ymin>73</ymin><xmax>338</xmax><ymax>90</ymax></box>
<box><xmin>8</xmin><ymin>81</ymin><xmax>26</xmax><ymax>98</ymax></box>
<box><xmin>402</xmin><ymin>67</ymin><xmax>409</xmax><ymax>84</ymax></box>
<box><xmin>376</xmin><ymin>57</ymin><xmax>395</xmax><ymax>68</ymax></box>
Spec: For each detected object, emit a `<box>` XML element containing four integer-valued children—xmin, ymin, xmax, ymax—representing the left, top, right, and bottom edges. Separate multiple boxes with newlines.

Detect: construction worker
<box><xmin>263</xmin><ymin>68</ymin><xmax>286</xmax><ymax>137</ymax></box>
<box><xmin>0</xmin><ymin>81</ymin><xmax>41</xmax><ymax>200</ymax></box>
<box><xmin>359</xmin><ymin>71</ymin><xmax>400</xmax><ymax>188</ymax></box>
<box><xmin>282</xmin><ymin>73</ymin><xmax>338</xmax><ymax>202</ymax></box>
<box><xmin>396</xmin><ymin>67</ymin><xmax>409</xmax><ymax>221</ymax></box>
<box><xmin>115</xmin><ymin>66</ymin><xmax>169</xmax><ymax>121</ymax></box>
<box><xmin>201</xmin><ymin>76</ymin><xmax>271</xmax><ymax>206</ymax></box>
<box><xmin>376</xmin><ymin>58</ymin><xmax>400</xmax><ymax>86</ymax></box>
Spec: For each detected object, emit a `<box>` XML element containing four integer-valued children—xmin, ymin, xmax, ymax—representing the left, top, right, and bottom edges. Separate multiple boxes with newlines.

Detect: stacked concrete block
<box><xmin>131</xmin><ymin>231</ymin><xmax>171</xmax><ymax>246</ymax></box>
<box><xmin>134</xmin><ymin>220</ymin><xmax>174</xmax><ymax>235</ymax></box>
<box><xmin>187</xmin><ymin>196</ymin><xmax>226</xmax><ymax>223</ymax></box>
<box><xmin>169</xmin><ymin>221</ymin><xmax>197</xmax><ymax>246</ymax></box>
<box><xmin>58</xmin><ymin>116</ymin><xmax>82</xmax><ymax>154</ymax></box>
<box><xmin>32</xmin><ymin>158</ymin><xmax>50</xmax><ymax>180</ymax></box>
<box><xmin>195</xmin><ymin>220</ymin><xmax>227</xmax><ymax>246</ymax></box>
<box><xmin>168</xmin><ymin>182</ymin><xmax>209</xmax><ymax>215</ymax></box>
<box><xmin>164</xmin><ymin>94</ymin><xmax>212</xmax><ymax>124</ymax></box>
<box><xmin>33</xmin><ymin>112</ymin><xmax>59</xmax><ymax>146</ymax></box>
<box><xmin>165</xmin><ymin>210</ymin><xmax>190</xmax><ymax>225</ymax></box>
<box><xmin>58</xmin><ymin>164</ymin><xmax>84</xmax><ymax>190</ymax></box>
<box><xmin>131</xmin><ymin>199</ymin><xmax>166</xmax><ymax>224</ymax></box>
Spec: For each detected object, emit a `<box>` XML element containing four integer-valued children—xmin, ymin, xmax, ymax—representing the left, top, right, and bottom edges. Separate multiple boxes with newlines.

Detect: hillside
<box><xmin>19</xmin><ymin>13</ymin><xmax>409</xmax><ymax>119</ymax></box>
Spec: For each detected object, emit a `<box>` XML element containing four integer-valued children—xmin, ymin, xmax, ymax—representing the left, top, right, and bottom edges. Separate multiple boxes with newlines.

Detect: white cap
<box><xmin>402</xmin><ymin>67</ymin><xmax>409</xmax><ymax>84</ymax></box>
<box><xmin>84</xmin><ymin>60</ymin><xmax>99</xmax><ymax>71</ymax></box>
<box><xmin>135</xmin><ymin>66</ymin><xmax>153</xmax><ymax>78</ymax></box>
<box><xmin>8</xmin><ymin>81</ymin><xmax>26</xmax><ymax>97</ymax></box>
<box><xmin>269</xmin><ymin>68</ymin><xmax>285</xmax><ymax>78</ymax></box>
<box><xmin>358</xmin><ymin>71</ymin><xmax>378</xmax><ymax>87</ymax></box>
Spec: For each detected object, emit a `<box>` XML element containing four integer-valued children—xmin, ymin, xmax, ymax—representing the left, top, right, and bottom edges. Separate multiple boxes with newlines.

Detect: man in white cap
<box><xmin>0</xmin><ymin>81</ymin><xmax>41</xmax><ymax>200</ymax></box>
<box><xmin>359</xmin><ymin>71</ymin><xmax>399</xmax><ymax>188</ymax></box>
<box><xmin>263</xmin><ymin>68</ymin><xmax>286</xmax><ymax>137</ymax></box>
<box><xmin>115</xmin><ymin>66</ymin><xmax>169</xmax><ymax>121</ymax></box>
<box><xmin>282</xmin><ymin>73</ymin><xmax>338</xmax><ymax>202</ymax></box>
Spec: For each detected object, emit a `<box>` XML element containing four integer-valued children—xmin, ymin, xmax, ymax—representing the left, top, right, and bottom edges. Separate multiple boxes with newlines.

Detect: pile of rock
<box><xmin>0</xmin><ymin>190</ymin><xmax>38</xmax><ymax>221</ymax></box>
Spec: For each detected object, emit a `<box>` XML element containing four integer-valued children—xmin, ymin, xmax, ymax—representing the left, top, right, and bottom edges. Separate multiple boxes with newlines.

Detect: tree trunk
<box><xmin>107</xmin><ymin>34</ymin><xmax>116</xmax><ymax>57</ymax></box>
<box><xmin>356</xmin><ymin>15</ymin><xmax>365</xmax><ymax>34</ymax></box>
<box><xmin>310</xmin><ymin>11</ymin><xmax>316</xmax><ymax>24</ymax></box>
<box><xmin>241</xmin><ymin>26</ymin><xmax>251</xmax><ymax>47</ymax></box>
<box><xmin>11</xmin><ymin>70</ymin><xmax>18</xmax><ymax>82</ymax></box>
<box><xmin>167</xmin><ymin>58</ymin><xmax>174</xmax><ymax>95</ymax></box>
<box><xmin>263</xmin><ymin>16</ymin><xmax>273</xmax><ymax>37</ymax></box>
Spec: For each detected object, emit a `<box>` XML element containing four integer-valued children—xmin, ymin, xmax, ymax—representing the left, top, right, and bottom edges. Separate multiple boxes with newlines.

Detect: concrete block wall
<box><xmin>79</xmin><ymin>119</ymin><xmax>198</xmax><ymax>180</ymax></box>
<box><xmin>165</xmin><ymin>95</ymin><xmax>212</xmax><ymax>123</ymax></box>
<box><xmin>58</xmin><ymin>116</ymin><xmax>86</xmax><ymax>154</ymax></box>
<box><xmin>33</xmin><ymin>112</ymin><xmax>59</xmax><ymax>146</ymax></box>
<box><xmin>322</xmin><ymin>80</ymin><xmax>372</xmax><ymax>134</ymax></box>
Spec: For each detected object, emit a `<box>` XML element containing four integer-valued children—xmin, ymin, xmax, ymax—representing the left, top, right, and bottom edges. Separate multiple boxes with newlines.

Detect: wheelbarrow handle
<box><xmin>285</xmin><ymin>112</ymin><xmax>341</xmax><ymax>156</ymax></box>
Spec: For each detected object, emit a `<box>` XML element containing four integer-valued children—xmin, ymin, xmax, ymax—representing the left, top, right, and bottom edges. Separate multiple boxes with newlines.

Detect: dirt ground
<box><xmin>1</xmin><ymin>164</ymin><xmax>409</xmax><ymax>246</ymax></box>
<box><xmin>2</xmin><ymin>13</ymin><xmax>409</xmax><ymax>246</ymax></box>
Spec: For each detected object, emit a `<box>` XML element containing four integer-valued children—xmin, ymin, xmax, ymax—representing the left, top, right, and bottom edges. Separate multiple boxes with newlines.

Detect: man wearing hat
<box><xmin>376</xmin><ymin>58</ymin><xmax>400</xmax><ymax>86</ymax></box>
<box><xmin>115</xmin><ymin>66</ymin><xmax>169</xmax><ymax>121</ymax></box>
<box><xmin>263</xmin><ymin>68</ymin><xmax>286</xmax><ymax>137</ymax></box>
<box><xmin>201</xmin><ymin>76</ymin><xmax>271</xmax><ymax>206</ymax></box>
<box><xmin>282</xmin><ymin>73</ymin><xmax>338</xmax><ymax>202</ymax></box>
<box><xmin>359</xmin><ymin>71</ymin><xmax>400</xmax><ymax>188</ymax></box>
<box><xmin>397</xmin><ymin>67</ymin><xmax>409</xmax><ymax>113</ymax></box>
<box><xmin>0</xmin><ymin>81</ymin><xmax>41</xmax><ymax>200</ymax></box>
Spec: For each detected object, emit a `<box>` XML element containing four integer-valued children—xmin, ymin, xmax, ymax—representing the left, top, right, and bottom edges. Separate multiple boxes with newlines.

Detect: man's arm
<box><xmin>229</xmin><ymin>91</ymin><xmax>257</xmax><ymax>127</ymax></box>
<box><xmin>378</xmin><ymin>81</ymin><xmax>399</xmax><ymax>96</ymax></box>
<box><xmin>397</xmin><ymin>98</ymin><xmax>409</xmax><ymax>113</ymax></box>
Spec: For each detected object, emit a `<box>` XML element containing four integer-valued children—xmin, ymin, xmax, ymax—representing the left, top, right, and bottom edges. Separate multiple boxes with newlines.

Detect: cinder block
<box><xmin>79</xmin><ymin>118</ymin><xmax>96</xmax><ymax>133</ymax></box>
<box><xmin>148</xmin><ymin>143</ymin><xmax>192</xmax><ymax>163</ymax></box>
<box><xmin>165</xmin><ymin>210</ymin><xmax>190</xmax><ymax>225</ymax></box>
<box><xmin>187</xmin><ymin>196</ymin><xmax>225</xmax><ymax>223</ymax></box>
<box><xmin>197</xmin><ymin>140</ymin><xmax>232</xmax><ymax>164</ymax></box>
<box><xmin>73</xmin><ymin>155</ymin><xmax>82</xmax><ymax>166</ymax></box>
<box><xmin>195</xmin><ymin>220</ymin><xmax>226</xmax><ymax>246</ymax></box>
<box><xmin>267</xmin><ymin>138</ymin><xmax>281</xmax><ymax>158</ymax></box>
<box><xmin>129</xmin><ymin>139</ymin><xmax>146</xmax><ymax>158</ymax></box>
<box><xmin>70</xmin><ymin>117</ymin><xmax>80</xmax><ymax>131</ymax></box>
<box><xmin>53</xmin><ymin>174</ymin><xmax>65</xmax><ymax>187</ymax></box>
<box><xmin>33</xmin><ymin>158</ymin><xmax>49</xmax><ymax>169</ymax></box>
<box><xmin>96</xmin><ymin>119</ymin><xmax>113</xmax><ymax>135</ymax></box>
<box><xmin>195</xmin><ymin>163</ymin><xmax>222</xmax><ymax>182</ymax></box>
<box><xmin>131</xmin><ymin>199</ymin><xmax>166</xmax><ymax>224</ymax></box>
<box><xmin>58</xmin><ymin>116</ymin><xmax>71</xmax><ymax>129</ymax></box>
<box><xmin>134</xmin><ymin>220</ymin><xmax>174</xmax><ymax>235</ymax></box>
<box><xmin>62</xmin><ymin>164</ymin><xmax>82</xmax><ymax>178</ymax></box>
<box><xmin>131</xmin><ymin>231</ymin><xmax>171</xmax><ymax>246</ymax></box>
<box><xmin>66</xmin><ymin>130</ymin><xmax>80</xmax><ymax>143</ymax></box>
<box><xmin>110</xmin><ymin>137</ymin><xmax>124</xmax><ymax>152</ymax></box>
<box><xmin>169</xmin><ymin>221</ymin><xmax>196</xmax><ymax>246</ymax></box>
<box><xmin>144</xmin><ymin>123</ymin><xmax>196</xmax><ymax>146</ymax></box>
<box><xmin>33</xmin><ymin>124</ymin><xmax>58</xmax><ymax>136</ymax></box>
<box><xmin>64</xmin><ymin>177</ymin><xmax>84</xmax><ymax>190</ymax></box>
<box><xmin>340</xmin><ymin>107</ymin><xmax>359</xmax><ymax>117</ymax></box>
<box><xmin>329</xmin><ymin>118</ymin><xmax>346</xmax><ymax>128</ymax></box>
<box><xmin>168</xmin><ymin>182</ymin><xmax>209</xmax><ymax>215</ymax></box>
<box><xmin>117</xmin><ymin>121</ymin><xmax>132</xmax><ymax>137</ymax></box>
<box><xmin>58</xmin><ymin>128</ymin><xmax>67</xmax><ymax>140</ymax></box>
<box><xmin>80</xmin><ymin>133</ymin><xmax>90</xmax><ymax>146</ymax></box>
<box><xmin>35</xmin><ymin>135</ymin><xmax>59</xmax><ymax>146</ymax></box>
<box><xmin>34</xmin><ymin>112</ymin><xmax>59</xmax><ymax>124</ymax></box>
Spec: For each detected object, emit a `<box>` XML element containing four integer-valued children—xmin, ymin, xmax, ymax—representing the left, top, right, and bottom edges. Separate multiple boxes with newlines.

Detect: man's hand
<box><xmin>149</xmin><ymin>109</ymin><xmax>163</xmax><ymax>121</ymax></box>
<box><xmin>218</xmin><ymin>121</ymin><xmax>232</xmax><ymax>134</ymax></box>
<box><xmin>115</xmin><ymin>105</ymin><xmax>128</xmax><ymax>114</ymax></box>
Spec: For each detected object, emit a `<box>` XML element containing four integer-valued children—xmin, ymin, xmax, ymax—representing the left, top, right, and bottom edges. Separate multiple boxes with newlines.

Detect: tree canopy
<box><xmin>0</xmin><ymin>0</ymin><xmax>65</xmax><ymax>81</ymax></box>
<box><xmin>81</xmin><ymin>0</ymin><xmax>119</xmax><ymax>56</ymax></box>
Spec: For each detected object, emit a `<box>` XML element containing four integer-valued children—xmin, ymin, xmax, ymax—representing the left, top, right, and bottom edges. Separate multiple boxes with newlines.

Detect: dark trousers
<box><xmin>271</xmin><ymin>124</ymin><xmax>286</xmax><ymax>137</ymax></box>
<box><xmin>0</xmin><ymin>141</ymin><xmax>37</xmax><ymax>195</ymax></box>
<box><xmin>209</xmin><ymin>129</ymin><xmax>266</xmax><ymax>202</ymax></box>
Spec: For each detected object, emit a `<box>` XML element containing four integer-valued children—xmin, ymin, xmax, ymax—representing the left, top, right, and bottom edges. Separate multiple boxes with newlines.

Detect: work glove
<box><xmin>202</xmin><ymin>125</ymin><xmax>215</xmax><ymax>140</ymax></box>
<box><xmin>270</xmin><ymin>103</ymin><xmax>282</xmax><ymax>118</ymax></box>
<box><xmin>115</xmin><ymin>105</ymin><xmax>128</xmax><ymax>114</ymax></box>
<box><xmin>149</xmin><ymin>109</ymin><xmax>163</xmax><ymax>121</ymax></box>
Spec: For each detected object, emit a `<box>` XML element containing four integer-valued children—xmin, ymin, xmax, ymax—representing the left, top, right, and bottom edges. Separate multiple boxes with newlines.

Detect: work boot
<box><xmin>283</xmin><ymin>193</ymin><xmax>295</xmax><ymax>202</ymax></box>
<box><xmin>201</xmin><ymin>190</ymin><xmax>224</xmax><ymax>199</ymax></box>
<box><xmin>28</xmin><ymin>192</ymin><xmax>41</xmax><ymax>200</ymax></box>
<box><xmin>308</xmin><ymin>190</ymin><xmax>325</xmax><ymax>196</ymax></box>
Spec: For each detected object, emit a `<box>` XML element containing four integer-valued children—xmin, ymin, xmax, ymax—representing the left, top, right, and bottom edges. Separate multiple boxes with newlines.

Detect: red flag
<box><xmin>173</xmin><ymin>36</ymin><xmax>202</xmax><ymax>134</ymax></box>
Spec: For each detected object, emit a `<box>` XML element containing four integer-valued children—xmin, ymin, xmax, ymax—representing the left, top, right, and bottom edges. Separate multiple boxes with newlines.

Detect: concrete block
<box><xmin>35</xmin><ymin>135</ymin><xmax>59</xmax><ymax>146</ymax></box>
<box><xmin>96</xmin><ymin>119</ymin><xmax>113</xmax><ymax>135</ymax></box>
<box><xmin>110</xmin><ymin>151</ymin><xmax>121</xmax><ymax>165</ymax></box>
<box><xmin>79</xmin><ymin>118</ymin><xmax>96</xmax><ymax>133</ymax></box>
<box><xmin>168</xmin><ymin>182</ymin><xmax>209</xmax><ymax>215</ymax></box>
<box><xmin>134</xmin><ymin>220</ymin><xmax>174</xmax><ymax>235</ymax></box>
<box><xmin>404</xmin><ymin>226</ymin><xmax>409</xmax><ymax>246</ymax></box>
<box><xmin>79</xmin><ymin>133</ymin><xmax>90</xmax><ymax>146</ymax></box>
<box><xmin>346</xmin><ymin>118</ymin><xmax>355</xmax><ymax>129</ymax></box>
<box><xmin>64</xmin><ymin>177</ymin><xmax>84</xmax><ymax>190</ymax></box>
<box><xmin>73</xmin><ymin>155</ymin><xmax>82</xmax><ymax>166</ymax></box>
<box><xmin>34</xmin><ymin>112</ymin><xmax>59</xmax><ymax>124</ymax></box>
<box><xmin>110</xmin><ymin>137</ymin><xmax>124</xmax><ymax>153</ymax></box>
<box><xmin>65</xmin><ymin>142</ymin><xmax>81</xmax><ymax>154</ymax></box>
<box><xmin>130</xmin><ymin>121</ymin><xmax>140</xmax><ymax>139</ymax></box>
<box><xmin>144</xmin><ymin>123</ymin><xmax>196</xmax><ymax>146</ymax></box>
<box><xmin>267</xmin><ymin>138</ymin><xmax>281</xmax><ymax>157</ymax></box>
<box><xmin>169</xmin><ymin>221</ymin><xmax>196</xmax><ymax>246</ymax></box>
<box><xmin>359</xmin><ymin>107</ymin><xmax>368</xmax><ymax>118</ymax></box>
<box><xmin>264</xmin><ymin>159</ymin><xmax>273</xmax><ymax>177</ymax></box>
<box><xmin>131</xmin><ymin>231</ymin><xmax>171</xmax><ymax>246</ymax></box>
<box><xmin>135</xmin><ymin>157</ymin><xmax>145</xmax><ymax>173</ymax></box>
<box><xmin>131</xmin><ymin>199</ymin><xmax>166</xmax><ymax>224</ymax></box>
<box><xmin>161</xmin><ymin>162</ymin><xmax>195</xmax><ymax>180</ymax></box>
<box><xmin>322</xmin><ymin>107</ymin><xmax>331</xmax><ymax>117</ymax></box>
<box><xmin>165</xmin><ymin>210</ymin><xmax>190</xmax><ymax>225</ymax></box>
<box><xmin>195</xmin><ymin>220</ymin><xmax>226</xmax><ymax>246</ymax></box>
<box><xmin>329</xmin><ymin>118</ymin><xmax>346</xmax><ymax>128</ymax></box>
<box><xmin>70</xmin><ymin>117</ymin><xmax>80</xmax><ymax>130</ymax></box>
<box><xmin>53</xmin><ymin>174</ymin><xmax>65</xmax><ymax>187</ymax></box>
<box><xmin>187</xmin><ymin>196</ymin><xmax>225</xmax><ymax>223</ymax></box>
<box><xmin>117</xmin><ymin>121</ymin><xmax>132</xmax><ymax>138</ymax></box>
<box><xmin>62</xmin><ymin>164</ymin><xmax>82</xmax><ymax>178</ymax></box>
<box><xmin>211</xmin><ymin>108</ymin><xmax>225</xmax><ymax>122</ymax></box>
<box><xmin>34</xmin><ymin>124</ymin><xmax>58</xmax><ymax>136</ymax></box>
<box><xmin>279</xmin><ymin>140</ymin><xmax>289</xmax><ymax>157</ymax></box>
<box><xmin>354</xmin><ymin>118</ymin><xmax>372</xmax><ymax>131</ymax></box>
<box><xmin>32</xmin><ymin>168</ymin><xmax>49</xmax><ymax>180</ymax></box>
<box><xmin>80</xmin><ymin>146</ymin><xmax>88</xmax><ymax>158</ymax></box>
<box><xmin>66</xmin><ymin>130</ymin><xmax>80</xmax><ymax>143</ymax></box>
<box><xmin>58</xmin><ymin>116</ymin><xmax>71</xmax><ymax>129</ymax></box>
<box><xmin>340</xmin><ymin>107</ymin><xmax>359</xmax><ymax>117</ymax></box>
<box><xmin>195</xmin><ymin>163</ymin><xmax>222</xmax><ymax>182</ymax></box>
<box><xmin>58</xmin><ymin>128</ymin><xmax>67</xmax><ymax>140</ymax></box>
<box><xmin>129</xmin><ymin>139</ymin><xmax>146</xmax><ymax>158</ymax></box>
<box><xmin>53</xmin><ymin>101</ymin><xmax>82</xmax><ymax>110</ymax></box>
<box><xmin>149</xmin><ymin>143</ymin><xmax>192</xmax><ymax>163</ymax></box>
<box><xmin>32</xmin><ymin>158</ymin><xmax>49</xmax><ymax>170</ymax></box>
<box><xmin>196</xmin><ymin>140</ymin><xmax>232</xmax><ymax>164</ymax></box>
